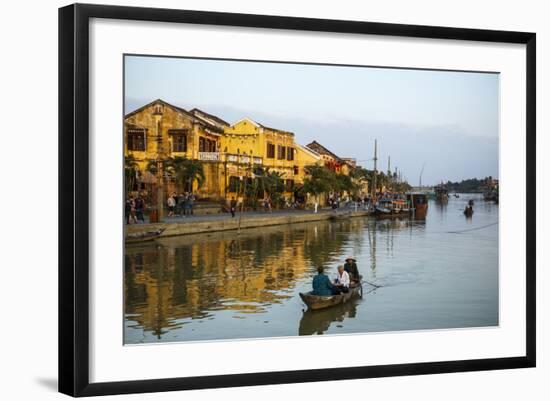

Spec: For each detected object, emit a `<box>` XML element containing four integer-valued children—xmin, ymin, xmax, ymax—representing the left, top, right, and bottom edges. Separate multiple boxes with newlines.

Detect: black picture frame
<box><xmin>59</xmin><ymin>3</ymin><xmax>536</xmax><ymax>397</ymax></box>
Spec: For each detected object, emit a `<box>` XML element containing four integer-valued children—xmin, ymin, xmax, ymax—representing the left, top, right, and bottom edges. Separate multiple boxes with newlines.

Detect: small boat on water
<box><xmin>484</xmin><ymin>190</ymin><xmax>499</xmax><ymax>203</ymax></box>
<box><xmin>464</xmin><ymin>206</ymin><xmax>474</xmax><ymax>217</ymax></box>
<box><xmin>125</xmin><ymin>228</ymin><xmax>166</xmax><ymax>243</ymax></box>
<box><xmin>374</xmin><ymin>199</ymin><xmax>393</xmax><ymax>216</ymax></box>
<box><xmin>300</xmin><ymin>278</ymin><xmax>363</xmax><ymax>311</ymax></box>
<box><xmin>434</xmin><ymin>184</ymin><xmax>449</xmax><ymax>202</ymax></box>
<box><xmin>329</xmin><ymin>211</ymin><xmax>352</xmax><ymax>221</ymax></box>
<box><xmin>374</xmin><ymin>197</ymin><xmax>411</xmax><ymax>219</ymax></box>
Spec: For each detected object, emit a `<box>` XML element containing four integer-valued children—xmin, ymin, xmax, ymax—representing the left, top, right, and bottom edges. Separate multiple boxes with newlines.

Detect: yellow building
<box><xmin>125</xmin><ymin>100</ymin><xmax>324</xmax><ymax>205</ymax></box>
<box><xmin>124</xmin><ymin>99</ymin><xmax>226</xmax><ymax>199</ymax></box>
<box><xmin>221</xmin><ymin>118</ymin><xmax>321</xmax><ymax>201</ymax></box>
<box><xmin>305</xmin><ymin>141</ymin><xmax>369</xmax><ymax>198</ymax></box>
<box><xmin>294</xmin><ymin>143</ymin><xmax>323</xmax><ymax>184</ymax></box>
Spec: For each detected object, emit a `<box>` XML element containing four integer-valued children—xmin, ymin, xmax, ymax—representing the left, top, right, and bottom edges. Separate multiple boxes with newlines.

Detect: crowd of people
<box><xmin>167</xmin><ymin>192</ymin><xmax>196</xmax><ymax>217</ymax></box>
<box><xmin>125</xmin><ymin>191</ymin><xmax>379</xmax><ymax>224</ymax></box>
<box><xmin>124</xmin><ymin>191</ymin><xmax>197</xmax><ymax>224</ymax></box>
<box><xmin>125</xmin><ymin>195</ymin><xmax>145</xmax><ymax>224</ymax></box>
<box><xmin>311</xmin><ymin>257</ymin><xmax>360</xmax><ymax>296</ymax></box>
<box><xmin>326</xmin><ymin>193</ymin><xmax>375</xmax><ymax>212</ymax></box>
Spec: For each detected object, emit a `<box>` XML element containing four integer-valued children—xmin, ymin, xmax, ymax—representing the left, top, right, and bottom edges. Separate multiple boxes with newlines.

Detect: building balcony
<box><xmin>198</xmin><ymin>152</ymin><xmax>221</xmax><ymax>161</ymax></box>
<box><xmin>225</xmin><ymin>154</ymin><xmax>263</xmax><ymax>165</ymax></box>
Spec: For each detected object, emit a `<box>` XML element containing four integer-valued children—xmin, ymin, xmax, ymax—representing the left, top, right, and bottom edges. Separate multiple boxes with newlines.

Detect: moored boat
<box><xmin>125</xmin><ymin>228</ymin><xmax>166</xmax><ymax>243</ymax></box>
<box><xmin>406</xmin><ymin>192</ymin><xmax>429</xmax><ymax>218</ymax></box>
<box><xmin>300</xmin><ymin>279</ymin><xmax>363</xmax><ymax>311</ymax></box>
<box><xmin>329</xmin><ymin>211</ymin><xmax>352</xmax><ymax>221</ymax></box>
<box><xmin>434</xmin><ymin>183</ymin><xmax>449</xmax><ymax>202</ymax></box>
<box><xmin>374</xmin><ymin>197</ymin><xmax>411</xmax><ymax>219</ymax></box>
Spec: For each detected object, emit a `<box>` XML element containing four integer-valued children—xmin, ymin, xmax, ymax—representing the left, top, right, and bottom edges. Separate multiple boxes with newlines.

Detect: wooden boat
<box><xmin>329</xmin><ymin>211</ymin><xmax>351</xmax><ymax>221</ymax></box>
<box><xmin>300</xmin><ymin>278</ymin><xmax>363</xmax><ymax>311</ymax></box>
<box><xmin>374</xmin><ymin>198</ymin><xmax>410</xmax><ymax>219</ymax></box>
<box><xmin>406</xmin><ymin>192</ymin><xmax>428</xmax><ymax>218</ymax></box>
<box><xmin>463</xmin><ymin>207</ymin><xmax>474</xmax><ymax>217</ymax></box>
<box><xmin>434</xmin><ymin>184</ymin><xmax>449</xmax><ymax>202</ymax></box>
<box><xmin>392</xmin><ymin>198</ymin><xmax>410</xmax><ymax>213</ymax></box>
<box><xmin>125</xmin><ymin>228</ymin><xmax>165</xmax><ymax>243</ymax></box>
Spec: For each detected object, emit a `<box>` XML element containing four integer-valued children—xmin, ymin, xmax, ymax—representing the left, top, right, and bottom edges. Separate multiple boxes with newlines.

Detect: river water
<box><xmin>124</xmin><ymin>194</ymin><xmax>498</xmax><ymax>344</ymax></box>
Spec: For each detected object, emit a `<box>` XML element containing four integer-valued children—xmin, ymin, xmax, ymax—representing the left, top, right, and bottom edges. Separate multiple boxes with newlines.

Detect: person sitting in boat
<box><xmin>312</xmin><ymin>266</ymin><xmax>334</xmax><ymax>296</ymax></box>
<box><xmin>344</xmin><ymin>257</ymin><xmax>359</xmax><ymax>284</ymax></box>
<box><xmin>333</xmin><ymin>265</ymin><xmax>350</xmax><ymax>294</ymax></box>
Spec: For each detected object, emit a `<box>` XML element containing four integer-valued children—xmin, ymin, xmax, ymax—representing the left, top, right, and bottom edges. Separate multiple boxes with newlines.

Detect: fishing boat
<box><xmin>300</xmin><ymin>278</ymin><xmax>363</xmax><ymax>311</ymax></box>
<box><xmin>392</xmin><ymin>198</ymin><xmax>410</xmax><ymax>213</ymax></box>
<box><xmin>125</xmin><ymin>228</ymin><xmax>166</xmax><ymax>243</ymax></box>
<box><xmin>434</xmin><ymin>183</ymin><xmax>449</xmax><ymax>202</ymax></box>
<box><xmin>374</xmin><ymin>198</ymin><xmax>393</xmax><ymax>215</ymax></box>
<box><xmin>406</xmin><ymin>192</ymin><xmax>429</xmax><ymax>218</ymax></box>
<box><xmin>483</xmin><ymin>190</ymin><xmax>499</xmax><ymax>203</ymax></box>
<box><xmin>374</xmin><ymin>197</ymin><xmax>410</xmax><ymax>219</ymax></box>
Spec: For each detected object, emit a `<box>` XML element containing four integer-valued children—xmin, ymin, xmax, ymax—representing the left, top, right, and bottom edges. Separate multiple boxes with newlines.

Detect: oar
<box><xmin>362</xmin><ymin>279</ymin><xmax>383</xmax><ymax>288</ymax></box>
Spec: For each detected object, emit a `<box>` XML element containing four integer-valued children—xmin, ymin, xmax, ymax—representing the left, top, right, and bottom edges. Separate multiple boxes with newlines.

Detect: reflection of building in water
<box><xmin>125</xmin><ymin>221</ymin><xmax>360</xmax><ymax>338</ymax></box>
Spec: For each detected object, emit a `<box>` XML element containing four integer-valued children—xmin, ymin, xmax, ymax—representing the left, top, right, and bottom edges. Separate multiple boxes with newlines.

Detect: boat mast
<box><xmin>372</xmin><ymin>139</ymin><xmax>378</xmax><ymax>196</ymax></box>
<box><xmin>419</xmin><ymin>163</ymin><xmax>425</xmax><ymax>189</ymax></box>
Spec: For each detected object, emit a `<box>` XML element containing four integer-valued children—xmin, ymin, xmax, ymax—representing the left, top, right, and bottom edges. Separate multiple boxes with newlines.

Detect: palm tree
<box><xmin>173</xmin><ymin>157</ymin><xmax>205</xmax><ymax>192</ymax></box>
<box><xmin>148</xmin><ymin>156</ymin><xmax>206</xmax><ymax>193</ymax></box>
<box><xmin>250</xmin><ymin>167</ymin><xmax>285</xmax><ymax>208</ymax></box>
<box><xmin>124</xmin><ymin>155</ymin><xmax>141</xmax><ymax>195</ymax></box>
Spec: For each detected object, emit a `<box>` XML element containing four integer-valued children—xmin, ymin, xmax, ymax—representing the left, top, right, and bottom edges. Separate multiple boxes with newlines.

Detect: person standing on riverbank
<box><xmin>176</xmin><ymin>193</ymin><xmax>184</xmax><ymax>216</ymax></box>
<box><xmin>167</xmin><ymin>194</ymin><xmax>176</xmax><ymax>217</ymax></box>
<box><xmin>125</xmin><ymin>199</ymin><xmax>132</xmax><ymax>224</ymax></box>
<box><xmin>134</xmin><ymin>195</ymin><xmax>145</xmax><ymax>223</ymax></box>
<box><xmin>263</xmin><ymin>195</ymin><xmax>272</xmax><ymax>213</ymax></box>
<box><xmin>230</xmin><ymin>197</ymin><xmax>237</xmax><ymax>218</ymax></box>
<box><xmin>187</xmin><ymin>192</ymin><xmax>195</xmax><ymax>215</ymax></box>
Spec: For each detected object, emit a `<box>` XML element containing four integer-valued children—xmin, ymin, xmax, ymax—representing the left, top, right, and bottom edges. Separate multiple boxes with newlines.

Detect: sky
<box><xmin>124</xmin><ymin>55</ymin><xmax>499</xmax><ymax>185</ymax></box>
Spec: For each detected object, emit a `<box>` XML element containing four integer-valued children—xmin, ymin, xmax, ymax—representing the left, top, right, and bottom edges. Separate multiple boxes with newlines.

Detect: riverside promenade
<box><xmin>125</xmin><ymin>208</ymin><xmax>371</xmax><ymax>242</ymax></box>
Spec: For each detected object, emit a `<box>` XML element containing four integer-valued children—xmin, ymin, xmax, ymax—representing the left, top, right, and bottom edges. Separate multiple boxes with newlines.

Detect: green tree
<box><xmin>334</xmin><ymin>173</ymin><xmax>358</xmax><ymax>196</ymax></box>
<box><xmin>146</xmin><ymin>156</ymin><xmax>205</xmax><ymax>193</ymax></box>
<box><xmin>251</xmin><ymin>167</ymin><xmax>285</xmax><ymax>208</ymax></box>
<box><xmin>300</xmin><ymin>165</ymin><xmax>334</xmax><ymax>204</ymax></box>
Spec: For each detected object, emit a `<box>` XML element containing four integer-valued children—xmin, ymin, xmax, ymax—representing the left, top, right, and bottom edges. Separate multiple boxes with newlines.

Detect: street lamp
<box><xmin>152</xmin><ymin>104</ymin><xmax>165</xmax><ymax>223</ymax></box>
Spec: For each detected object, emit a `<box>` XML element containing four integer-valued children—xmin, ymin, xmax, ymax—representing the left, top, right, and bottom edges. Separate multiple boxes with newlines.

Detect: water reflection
<box><xmin>299</xmin><ymin>301</ymin><xmax>359</xmax><ymax>335</ymax></box>
<box><xmin>125</xmin><ymin>194</ymin><xmax>498</xmax><ymax>343</ymax></box>
<box><xmin>125</xmin><ymin>220</ymin><xmax>368</xmax><ymax>340</ymax></box>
